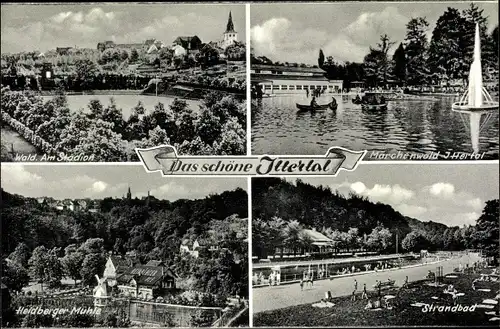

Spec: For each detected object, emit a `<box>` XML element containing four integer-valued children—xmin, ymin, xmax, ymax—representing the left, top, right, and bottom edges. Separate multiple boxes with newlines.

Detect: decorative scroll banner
<box><xmin>136</xmin><ymin>145</ymin><xmax>366</xmax><ymax>176</ymax></box>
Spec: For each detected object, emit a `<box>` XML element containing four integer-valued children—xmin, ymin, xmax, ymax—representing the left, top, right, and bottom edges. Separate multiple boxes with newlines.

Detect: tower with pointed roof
<box><xmin>126</xmin><ymin>186</ymin><xmax>132</xmax><ymax>200</ymax></box>
<box><xmin>220</xmin><ymin>11</ymin><xmax>238</xmax><ymax>49</ymax></box>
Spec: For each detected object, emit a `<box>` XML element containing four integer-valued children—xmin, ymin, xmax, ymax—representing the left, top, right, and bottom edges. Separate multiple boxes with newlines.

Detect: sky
<box><xmin>0</xmin><ymin>3</ymin><xmax>245</xmax><ymax>53</ymax></box>
<box><xmin>0</xmin><ymin>164</ymin><xmax>247</xmax><ymax>201</ymax></box>
<box><xmin>278</xmin><ymin>163</ymin><xmax>498</xmax><ymax>228</ymax></box>
<box><xmin>251</xmin><ymin>1</ymin><xmax>499</xmax><ymax>64</ymax></box>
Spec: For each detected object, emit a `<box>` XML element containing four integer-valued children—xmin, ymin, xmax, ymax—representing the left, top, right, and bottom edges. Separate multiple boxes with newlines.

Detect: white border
<box><xmin>246</xmin><ymin>3</ymin><xmax>252</xmax><ymax>156</ymax></box>
<box><xmin>247</xmin><ymin>176</ymin><xmax>254</xmax><ymax>327</ymax></box>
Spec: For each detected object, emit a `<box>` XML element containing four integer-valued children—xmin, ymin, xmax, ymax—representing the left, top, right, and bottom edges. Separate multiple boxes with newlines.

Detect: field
<box><xmin>254</xmin><ymin>268</ymin><xmax>499</xmax><ymax>327</ymax></box>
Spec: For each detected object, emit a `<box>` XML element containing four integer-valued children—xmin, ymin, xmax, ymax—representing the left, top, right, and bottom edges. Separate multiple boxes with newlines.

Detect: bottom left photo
<box><xmin>1</xmin><ymin>164</ymin><xmax>249</xmax><ymax>328</ymax></box>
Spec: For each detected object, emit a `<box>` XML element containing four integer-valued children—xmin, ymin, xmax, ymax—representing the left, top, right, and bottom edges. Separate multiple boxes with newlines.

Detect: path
<box><xmin>253</xmin><ymin>253</ymin><xmax>480</xmax><ymax>313</ymax></box>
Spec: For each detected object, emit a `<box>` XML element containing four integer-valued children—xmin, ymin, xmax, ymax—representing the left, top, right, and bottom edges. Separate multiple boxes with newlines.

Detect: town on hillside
<box><xmin>1</xmin><ymin>182</ymin><xmax>250</xmax><ymax>327</ymax></box>
<box><xmin>1</xmin><ymin>5</ymin><xmax>247</xmax><ymax>161</ymax></box>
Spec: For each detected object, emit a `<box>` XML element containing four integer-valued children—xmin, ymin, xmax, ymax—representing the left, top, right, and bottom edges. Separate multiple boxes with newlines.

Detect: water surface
<box><xmin>251</xmin><ymin>94</ymin><xmax>499</xmax><ymax>159</ymax></box>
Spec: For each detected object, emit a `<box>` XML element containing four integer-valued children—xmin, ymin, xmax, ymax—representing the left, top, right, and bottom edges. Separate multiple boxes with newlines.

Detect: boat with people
<box><xmin>352</xmin><ymin>92</ymin><xmax>388</xmax><ymax>111</ymax></box>
<box><xmin>296</xmin><ymin>102</ymin><xmax>337</xmax><ymax>113</ymax></box>
<box><xmin>296</xmin><ymin>96</ymin><xmax>338</xmax><ymax>113</ymax></box>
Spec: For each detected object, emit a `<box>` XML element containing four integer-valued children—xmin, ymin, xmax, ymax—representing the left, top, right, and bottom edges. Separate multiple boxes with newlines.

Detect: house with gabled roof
<box><xmin>173</xmin><ymin>36</ymin><xmax>202</xmax><ymax>51</ymax></box>
<box><xmin>116</xmin><ymin>264</ymin><xmax>177</xmax><ymax>299</ymax></box>
<box><xmin>103</xmin><ymin>256</ymin><xmax>132</xmax><ymax>286</ymax></box>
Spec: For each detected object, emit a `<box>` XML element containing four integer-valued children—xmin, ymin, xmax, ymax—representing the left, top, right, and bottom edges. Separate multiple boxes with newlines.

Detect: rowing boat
<box><xmin>296</xmin><ymin>102</ymin><xmax>337</xmax><ymax>112</ymax></box>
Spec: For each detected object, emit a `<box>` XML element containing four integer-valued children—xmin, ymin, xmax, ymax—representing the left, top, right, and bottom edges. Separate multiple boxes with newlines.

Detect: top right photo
<box><xmin>250</xmin><ymin>1</ymin><xmax>499</xmax><ymax>160</ymax></box>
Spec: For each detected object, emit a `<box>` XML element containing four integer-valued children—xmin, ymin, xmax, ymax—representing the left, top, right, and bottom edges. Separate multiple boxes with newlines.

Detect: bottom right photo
<box><xmin>251</xmin><ymin>163</ymin><xmax>499</xmax><ymax>327</ymax></box>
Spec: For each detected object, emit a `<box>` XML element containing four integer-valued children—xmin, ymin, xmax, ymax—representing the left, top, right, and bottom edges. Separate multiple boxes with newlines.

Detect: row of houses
<box><xmin>96</xmin><ymin>11</ymin><xmax>238</xmax><ymax>54</ymax></box>
<box><xmin>35</xmin><ymin>197</ymin><xmax>99</xmax><ymax>212</ymax></box>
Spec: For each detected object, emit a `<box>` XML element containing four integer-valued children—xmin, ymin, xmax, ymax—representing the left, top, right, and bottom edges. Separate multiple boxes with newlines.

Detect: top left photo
<box><xmin>1</xmin><ymin>3</ymin><xmax>247</xmax><ymax>162</ymax></box>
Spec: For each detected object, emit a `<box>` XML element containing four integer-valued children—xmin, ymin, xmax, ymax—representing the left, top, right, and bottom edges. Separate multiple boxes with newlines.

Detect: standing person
<box><xmin>351</xmin><ymin>279</ymin><xmax>358</xmax><ymax>301</ymax></box>
<box><xmin>361</xmin><ymin>283</ymin><xmax>368</xmax><ymax>299</ymax></box>
<box><xmin>306</xmin><ymin>89</ymin><xmax>309</xmax><ymax>98</ymax></box>
<box><xmin>299</xmin><ymin>279</ymin><xmax>304</xmax><ymax>291</ymax></box>
<box><xmin>310</xmin><ymin>273</ymin><xmax>315</xmax><ymax>287</ymax></box>
<box><xmin>403</xmin><ymin>275</ymin><xmax>409</xmax><ymax>288</ymax></box>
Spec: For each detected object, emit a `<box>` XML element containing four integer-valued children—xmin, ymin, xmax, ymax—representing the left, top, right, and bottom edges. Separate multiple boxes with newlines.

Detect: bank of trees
<box><xmin>317</xmin><ymin>3</ymin><xmax>498</xmax><ymax>87</ymax></box>
<box><xmin>252</xmin><ymin>178</ymin><xmax>498</xmax><ymax>260</ymax></box>
<box><xmin>1</xmin><ymin>187</ymin><xmax>248</xmax><ymax>301</ymax></box>
<box><xmin>0</xmin><ymin>86</ymin><xmax>246</xmax><ymax>160</ymax></box>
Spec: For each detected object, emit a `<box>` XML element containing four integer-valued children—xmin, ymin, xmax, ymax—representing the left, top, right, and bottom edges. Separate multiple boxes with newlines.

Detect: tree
<box><xmin>392</xmin><ymin>43</ymin><xmax>406</xmax><ymax>84</ymax></box>
<box><xmin>75</xmin><ymin>58</ymin><xmax>98</xmax><ymax>90</ymax></box>
<box><xmin>62</xmin><ymin>251</ymin><xmax>85</xmax><ymax>285</ymax></box>
<box><xmin>365</xmin><ymin>224</ymin><xmax>393</xmax><ymax>252</ymax></box>
<box><xmin>473</xmin><ymin>199</ymin><xmax>499</xmax><ymax>263</ymax></box>
<box><xmin>8</xmin><ymin>242</ymin><xmax>31</xmax><ymax>267</ymax></box>
<box><xmin>427</xmin><ymin>8</ymin><xmax>468</xmax><ymax>84</ymax></box>
<box><xmin>80</xmin><ymin>253</ymin><xmax>106</xmax><ymax>286</ymax></box>
<box><xmin>130</xmin><ymin>48</ymin><xmax>139</xmax><ymax>63</ymax></box>
<box><xmin>363</xmin><ymin>35</ymin><xmax>395</xmax><ymax>87</ymax></box>
<box><xmin>463</xmin><ymin>3</ymin><xmax>495</xmax><ymax>70</ymax></box>
<box><xmin>318</xmin><ymin>49</ymin><xmax>325</xmax><ymax>68</ymax></box>
<box><xmin>404</xmin><ymin>17</ymin><xmax>430</xmax><ymax>85</ymax></box>
<box><xmin>28</xmin><ymin>246</ymin><xmax>49</xmax><ymax>290</ymax></box>
<box><xmin>283</xmin><ymin>220</ymin><xmax>302</xmax><ymax>256</ymax></box>
<box><xmin>190</xmin><ymin>310</ymin><xmax>215</xmax><ymax>327</ymax></box>
<box><xmin>401</xmin><ymin>231</ymin><xmax>428</xmax><ymax>252</ymax></box>
<box><xmin>2</xmin><ymin>259</ymin><xmax>30</xmax><ymax>292</ymax></box>
<box><xmin>28</xmin><ymin>246</ymin><xmax>63</xmax><ymax>290</ymax></box>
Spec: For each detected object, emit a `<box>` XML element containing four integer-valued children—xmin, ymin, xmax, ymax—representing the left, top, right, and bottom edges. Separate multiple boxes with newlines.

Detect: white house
<box><xmin>172</xmin><ymin>44</ymin><xmax>187</xmax><ymax>58</ymax></box>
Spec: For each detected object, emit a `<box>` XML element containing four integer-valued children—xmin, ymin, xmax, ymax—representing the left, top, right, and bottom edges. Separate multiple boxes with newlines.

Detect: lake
<box><xmin>42</xmin><ymin>94</ymin><xmax>201</xmax><ymax>120</ymax></box>
<box><xmin>251</xmin><ymin>94</ymin><xmax>499</xmax><ymax>159</ymax></box>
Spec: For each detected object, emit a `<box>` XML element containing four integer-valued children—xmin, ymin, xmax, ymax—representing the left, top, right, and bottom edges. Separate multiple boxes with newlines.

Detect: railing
<box><xmin>211</xmin><ymin>300</ymin><xmax>248</xmax><ymax>327</ymax></box>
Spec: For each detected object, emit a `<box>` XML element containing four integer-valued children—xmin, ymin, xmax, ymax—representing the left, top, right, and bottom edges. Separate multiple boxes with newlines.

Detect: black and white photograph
<box><xmin>250</xmin><ymin>1</ymin><xmax>499</xmax><ymax>160</ymax></box>
<box><xmin>1</xmin><ymin>165</ymin><xmax>249</xmax><ymax>327</ymax></box>
<box><xmin>1</xmin><ymin>3</ymin><xmax>247</xmax><ymax>162</ymax></box>
<box><xmin>251</xmin><ymin>164</ymin><xmax>499</xmax><ymax>326</ymax></box>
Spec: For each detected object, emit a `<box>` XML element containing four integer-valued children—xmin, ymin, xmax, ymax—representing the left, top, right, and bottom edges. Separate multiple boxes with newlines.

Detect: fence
<box><xmin>212</xmin><ymin>300</ymin><xmax>248</xmax><ymax>327</ymax></box>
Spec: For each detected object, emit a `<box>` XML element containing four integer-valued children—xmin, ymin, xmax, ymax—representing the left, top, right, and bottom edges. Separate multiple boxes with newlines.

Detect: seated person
<box><xmin>364</xmin><ymin>300</ymin><xmax>374</xmax><ymax>310</ymax></box>
<box><xmin>310</xmin><ymin>96</ymin><xmax>318</xmax><ymax>107</ymax></box>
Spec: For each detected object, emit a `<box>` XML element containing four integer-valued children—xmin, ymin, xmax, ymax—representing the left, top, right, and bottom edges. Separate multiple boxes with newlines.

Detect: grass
<box><xmin>254</xmin><ymin>268</ymin><xmax>499</xmax><ymax>327</ymax></box>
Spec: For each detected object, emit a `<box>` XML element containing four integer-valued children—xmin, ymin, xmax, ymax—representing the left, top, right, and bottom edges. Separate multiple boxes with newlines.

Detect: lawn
<box><xmin>254</xmin><ymin>268</ymin><xmax>499</xmax><ymax>327</ymax></box>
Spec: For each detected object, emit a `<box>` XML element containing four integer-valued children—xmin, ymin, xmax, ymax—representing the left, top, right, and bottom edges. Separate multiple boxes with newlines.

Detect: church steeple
<box><xmin>225</xmin><ymin>11</ymin><xmax>235</xmax><ymax>33</ymax></box>
<box><xmin>126</xmin><ymin>186</ymin><xmax>131</xmax><ymax>200</ymax></box>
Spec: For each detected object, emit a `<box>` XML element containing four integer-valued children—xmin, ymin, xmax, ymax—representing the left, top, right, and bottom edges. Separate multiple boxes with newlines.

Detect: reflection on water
<box><xmin>251</xmin><ymin>94</ymin><xmax>499</xmax><ymax>159</ymax></box>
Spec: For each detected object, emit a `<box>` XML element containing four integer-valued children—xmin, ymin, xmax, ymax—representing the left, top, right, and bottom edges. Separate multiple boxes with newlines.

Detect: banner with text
<box><xmin>136</xmin><ymin>146</ymin><xmax>366</xmax><ymax>176</ymax></box>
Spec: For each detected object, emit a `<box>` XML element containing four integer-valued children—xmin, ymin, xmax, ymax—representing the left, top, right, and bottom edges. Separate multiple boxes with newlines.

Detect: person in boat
<box><xmin>310</xmin><ymin>96</ymin><xmax>318</xmax><ymax>108</ymax></box>
<box><xmin>354</xmin><ymin>94</ymin><xmax>361</xmax><ymax>103</ymax></box>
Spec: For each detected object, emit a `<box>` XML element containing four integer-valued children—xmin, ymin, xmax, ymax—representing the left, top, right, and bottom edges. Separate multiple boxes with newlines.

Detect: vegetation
<box><xmin>0</xmin><ymin>86</ymin><xmax>246</xmax><ymax>159</ymax></box>
<box><xmin>254</xmin><ymin>267</ymin><xmax>499</xmax><ymax>326</ymax></box>
<box><xmin>252</xmin><ymin>178</ymin><xmax>497</xmax><ymax>261</ymax></box>
<box><xmin>1</xmin><ymin>187</ymin><xmax>249</xmax><ymax>302</ymax></box>
<box><xmin>252</xmin><ymin>3</ymin><xmax>497</xmax><ymax>88</ymax></box>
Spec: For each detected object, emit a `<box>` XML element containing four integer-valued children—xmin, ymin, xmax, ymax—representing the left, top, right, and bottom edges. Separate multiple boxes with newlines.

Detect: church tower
<box><xmin>221</xmin><ymin>11</ymin><xmax>238</xmax><ymax>49</ymax></box>
<box><xmin>126</xmin><ymin>186</ymin><xmax>132</xmax><ymax>200</ymax></box>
